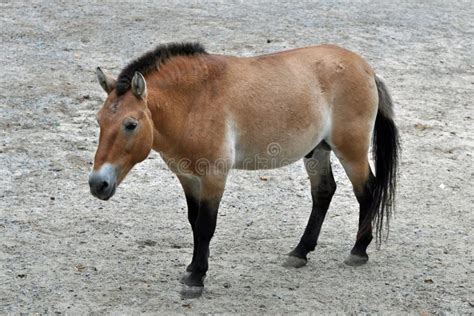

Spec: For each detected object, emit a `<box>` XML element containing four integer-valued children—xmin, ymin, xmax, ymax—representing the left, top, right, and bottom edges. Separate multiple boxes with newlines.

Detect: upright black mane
<box><xmin>115</xmin><ymin>42</ymin><xmax>208</xmax><ymax>96</ymax></box>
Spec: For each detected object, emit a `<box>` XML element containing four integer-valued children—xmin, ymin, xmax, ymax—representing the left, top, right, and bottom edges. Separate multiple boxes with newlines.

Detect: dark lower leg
<box><xmin>351</xmin><ymin>170</ymin><xmax>375</xmax><ymax>258</ymax></box>
<box><xmin>290</xmin><ymin>166</ymin><xmax>336</xmax><ymax>260</ymax></box>
<box><xmin>184</xmin><ymin>194</ymin><xmax>199</xmax><ymax>272</ymax></box>
<box><xmin>184</xmin><ymin>200</ymin><xmax>218</xmax><ymax>287</ymax></box>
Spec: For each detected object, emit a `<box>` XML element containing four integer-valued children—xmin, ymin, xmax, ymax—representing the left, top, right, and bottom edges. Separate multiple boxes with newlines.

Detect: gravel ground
<box><xmin>1</xmin><ymin>0</ymin><xmax>473</xmax><ymax>314</ymax></box>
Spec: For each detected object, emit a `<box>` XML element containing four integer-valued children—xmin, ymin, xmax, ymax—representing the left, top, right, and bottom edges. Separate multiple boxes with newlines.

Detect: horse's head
<box><xmin>89</xmin><ymin>68</ymin><xmax>154</xmax><ymax>200</ymax></box>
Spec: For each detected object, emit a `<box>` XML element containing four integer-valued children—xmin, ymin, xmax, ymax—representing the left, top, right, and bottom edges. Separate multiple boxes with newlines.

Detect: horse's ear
<box><xmin>96</xmin><ymin>67</ymin><xmax>116</xmax><ymax>94</ymax></box>
<box><xmin>131</xmin><ymin>72</ymin><xmax>147</xmax><ymax>99</ymax></box>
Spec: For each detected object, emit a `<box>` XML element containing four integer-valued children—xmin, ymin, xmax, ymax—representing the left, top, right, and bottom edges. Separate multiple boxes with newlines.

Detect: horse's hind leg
<box><xmin>284</xmin><ymin>143</ymin><xmax>336</xmax><ymax>268</ymax></box>
<box><xmin>344</xmin><ymin>167</ymin><xmax>375</xmax><ymax>266</ymax></box>
<box><xmin>332</xmin><ymin>142</ymin><xmax>375</xmax><ymax>266</ymax></box>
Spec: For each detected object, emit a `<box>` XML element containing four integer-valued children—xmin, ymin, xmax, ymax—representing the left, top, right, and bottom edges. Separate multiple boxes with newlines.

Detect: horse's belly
<box><xmin>231</xmin><ymin>119</ymin><xmax>328</xmax><ymax>170</ymax></box>
<box><xmin>232</xmin><ymin>151</ymin><xmax>307</xmax><ymax>170</ymax></box>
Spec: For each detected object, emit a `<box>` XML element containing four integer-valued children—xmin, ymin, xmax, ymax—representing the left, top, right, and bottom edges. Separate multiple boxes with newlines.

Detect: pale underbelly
<box><xmin>231</xmin><ymin>124</ymin><xmax>327</xmax><ymax>170</ymax></box>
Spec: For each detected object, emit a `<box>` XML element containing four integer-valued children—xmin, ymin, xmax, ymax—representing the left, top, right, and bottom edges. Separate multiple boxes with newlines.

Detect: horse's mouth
<box><xmin>92</xmin><ymin>184</ymin><xmax>116</xmax><ymax>201</ymax></box>
<box><xmin>89</xmin><ymin>163</ymin><xmax>118</xmax><ymax>201</ymax></box>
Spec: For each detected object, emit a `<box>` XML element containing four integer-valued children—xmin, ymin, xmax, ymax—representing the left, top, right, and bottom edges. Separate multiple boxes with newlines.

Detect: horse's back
<box><xmin>214</xmin><ymin>45</ymin><xmax>378</xmax><ymax>170</ymax></box>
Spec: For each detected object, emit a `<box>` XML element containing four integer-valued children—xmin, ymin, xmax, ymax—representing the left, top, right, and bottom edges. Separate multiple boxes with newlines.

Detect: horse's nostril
<box><xmin>99</xmin><ymin>180</ymin><xmax>109</xmax><ymax>191</ymax></box>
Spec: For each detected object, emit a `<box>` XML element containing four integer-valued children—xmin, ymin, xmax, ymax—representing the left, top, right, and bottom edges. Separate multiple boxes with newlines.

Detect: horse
<box><xmin>89</xmin><ymin>42</ymin><xmax>399</xmax><ymax>298</ymax></box>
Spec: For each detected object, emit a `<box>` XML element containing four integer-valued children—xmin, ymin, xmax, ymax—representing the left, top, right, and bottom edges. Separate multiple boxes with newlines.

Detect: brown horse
<box><xmin>89</xmin><ymin>42</ymin><xmax>399</xmax><ymax>298</ymax></box>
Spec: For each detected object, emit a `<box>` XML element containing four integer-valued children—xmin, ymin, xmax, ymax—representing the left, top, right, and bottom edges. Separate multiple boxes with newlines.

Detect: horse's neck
<box><xmin>146</xmin><ymin>89</ymin><xmax>182</xmax><ymax>154</ymax></box>
<box><xmin>146</xmin><ymin>82</ymin><xmax>200</xmax><ymax>155</ymax></box>
<box><xmin>146</xmin><ymin>55</ymin><xmax>225</xmax><ymax>154</ymax></box>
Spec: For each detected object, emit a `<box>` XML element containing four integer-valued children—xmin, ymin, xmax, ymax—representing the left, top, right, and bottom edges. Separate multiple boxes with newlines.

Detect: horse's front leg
<box><xmin>177</xmin><ymin>175</ymin><xmax>200</xmax><ymax>276</ymax></box>
<box><xmin>179</xmin><ymin>174</ymin><xmax>227</xmax><ymax>299</ymax></box>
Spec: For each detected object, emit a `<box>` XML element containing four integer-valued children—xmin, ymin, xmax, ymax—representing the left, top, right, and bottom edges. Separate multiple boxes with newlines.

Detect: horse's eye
<box><xmin>124</xmin><ymin>121</ymin><xmax>138</xmax><ymax>131</ymax></box>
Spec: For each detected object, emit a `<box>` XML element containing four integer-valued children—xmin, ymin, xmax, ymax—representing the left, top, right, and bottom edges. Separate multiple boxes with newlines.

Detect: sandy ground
<box><xmin>1</xmin><ymin>0</ymin><xmax>473</xmax><ymax>314</ymax></box>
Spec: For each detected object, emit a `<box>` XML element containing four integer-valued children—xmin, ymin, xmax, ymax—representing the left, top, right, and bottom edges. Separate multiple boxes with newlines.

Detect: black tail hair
<box><xmin>371</xmin><ymin>75</ymin><xmax>400</xmax><ymax>246</ymax></box>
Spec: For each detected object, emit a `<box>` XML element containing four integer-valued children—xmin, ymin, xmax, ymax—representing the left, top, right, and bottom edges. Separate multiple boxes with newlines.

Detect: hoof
<box><xmin>344</xmin><ymin>254</ymin><xmax>368</xmax><ymax>266</ymax></box>
<box><xmin>283</xmin><ymin>255</ymin><xmax>308</xmax><ymax>268</ymax></box>
<box><xmin>180</xmin><ymin>285</ymin><xmax>204</xmax><ymax>299</ymax></box>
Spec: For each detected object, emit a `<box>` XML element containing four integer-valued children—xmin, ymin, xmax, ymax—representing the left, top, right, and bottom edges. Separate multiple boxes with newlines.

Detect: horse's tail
<box><xmin>370</xmin><ymin>75</ymin><xmax>400</xmax><ymax>246</ymax></box>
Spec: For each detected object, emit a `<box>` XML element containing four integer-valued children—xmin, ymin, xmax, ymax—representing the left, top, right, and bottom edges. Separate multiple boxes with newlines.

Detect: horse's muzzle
<box><xmin>89</xmin><ymin>163</ymin><xmax>117</xmax><ymax>201</ymax></box>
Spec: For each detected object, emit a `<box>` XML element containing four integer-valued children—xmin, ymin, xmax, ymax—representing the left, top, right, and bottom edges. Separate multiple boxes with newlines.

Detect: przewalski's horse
<box><xmin>89</xmin><ymin>42</ymin><xmax>399</xmax><ymax>298</ymax></box>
